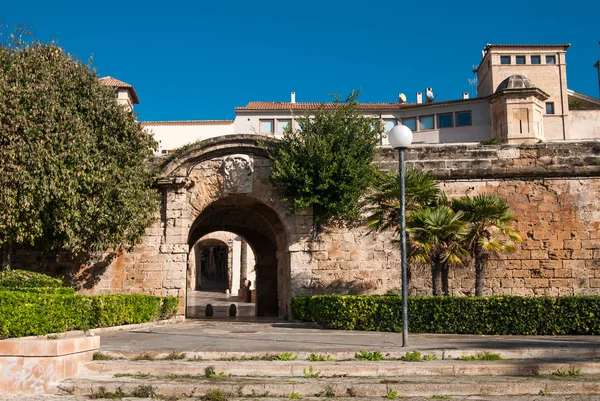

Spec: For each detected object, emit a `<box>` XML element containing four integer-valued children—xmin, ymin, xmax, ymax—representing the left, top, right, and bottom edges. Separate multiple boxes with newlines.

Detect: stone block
<box><xmin>501</xmin><ymin>279</ymin><xmax>524</xmax><ymax>288</ymax></box>
<box><xmin>582</xmin><ymin>239</ymin><xmax>600</xmax><ymax>249</ymax></box>
<box><xmin>540</xmin><ymin>260</ymin><xmax>562</xmax><ymax>270</ymax></box>
<box><xmin>563</xmin><ymin>239</ymin><xmax>582</xmax><ymax>250</ymax></box>
<box><xmin>512</xmin><ymin>269</ymin><xmax>531</xmax><ymax>278</ymax></box>
<box><xmin>525</xmin><ymin>278</ymin><xmax>549</xmax><ymax>288</ymax></box>
<box><xmin>554</xmin><ymin>269</ymin><xmax>573</xmax><ymax>278</ymax></box>
<box><xmin>571</xmin><ymin>250</ymin><xmax>593</xmax><ymax>259</ymax></box>
<box><xmin>530</xmin><ymin>250</ymin><xmax>548</xmax><ymax>260</ymax></box>
<box><xmin>563</xmin><ymin>259</ymin><xmax>586</xmax><ymax>270</ymax></box>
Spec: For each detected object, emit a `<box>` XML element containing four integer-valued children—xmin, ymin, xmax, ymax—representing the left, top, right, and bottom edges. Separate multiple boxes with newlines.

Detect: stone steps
<box><xmin>60</xmin><ymin>374</ymin><xmax>600</xmax><ymax>398</ymax></box>
<box><xmin>82</xmin><ymin>359</ymin><xmax>600</xmax><ymax>377</ymax></box>
<box><xmin>97</xmin><ymin>347</ymin><xmax>600</xmax><ymax>361</ymax></box>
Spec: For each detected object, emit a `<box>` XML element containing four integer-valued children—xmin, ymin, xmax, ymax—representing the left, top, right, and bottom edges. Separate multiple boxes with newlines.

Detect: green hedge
<box><xmin>0</xmin><ymin>291</ymin><xmax>179</xmax><ymax>339</ymax></box>
<box><xmin>292</xmin><ymin>295</ymin><xmax>600</xmax><ymax>335</ymax></box>
<box><xmin>1</xmin><ymin>287</ymin><xmax>76</xmax><ymax>294</ymax></box>
<box><xmin>0</xmin><ymin>269</ymin><xmax>64</xmax><ymax>288</ymax></box>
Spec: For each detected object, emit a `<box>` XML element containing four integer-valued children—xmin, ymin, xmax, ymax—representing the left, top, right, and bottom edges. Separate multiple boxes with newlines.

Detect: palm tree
<box><xmin>365</xmin><ymin>169</ymin><xmax>440</xmax><ymax>235</ymax></box>
<box><xmin>364</xmin><ymin>169</ymin><xmax>440</xmax><ymax>292</ymax></box>
<box><xmin>452</xmin><ymin>194</ymin><xmax>522</xmax><ymax>296</ymax></box>
<box><xmin>408</xmin><ymin>206</ymin><xmax>469</xmax><ymax>296</ymax></box>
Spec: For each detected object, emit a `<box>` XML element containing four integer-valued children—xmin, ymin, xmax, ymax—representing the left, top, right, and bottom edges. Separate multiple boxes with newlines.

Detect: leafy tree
<box><xmin>0</xmin><ymin>33</ymin><xmax>158</xmax><ymax>269</ymax></box>
<box><xmin>452</xmin><ymin>194</ymin><xmax>522</xmax><ymax>296</ymax></box>
<box><xmin>264</xmin><ymin>91</ymin><xmax>379</xmax><ymax>232</ymax></box>
<box><xmin>408</xmin><ymin>206</ymin><xmax>469</xmax><ymax>296</ymax></box>
<box><xmin>365</xmin><ymin>169</ymin><xmax>440</xmax><ymax>235</ymax></box>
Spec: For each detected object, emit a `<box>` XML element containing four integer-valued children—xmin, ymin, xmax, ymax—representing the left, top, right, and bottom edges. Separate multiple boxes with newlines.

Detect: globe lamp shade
<box><xmin>388</xmin><ymin>125</ymin><xmax>413</xmax><ymax>149</ymax></box>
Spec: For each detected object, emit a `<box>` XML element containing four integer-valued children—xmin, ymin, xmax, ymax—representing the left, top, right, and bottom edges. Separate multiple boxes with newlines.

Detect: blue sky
<box><xmin>3</xmin><ymin>0</ymin><xmax>599</xmax><ymax>121</ymax></box>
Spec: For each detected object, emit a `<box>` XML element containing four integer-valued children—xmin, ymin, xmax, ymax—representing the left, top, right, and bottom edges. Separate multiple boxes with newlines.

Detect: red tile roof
<box><xmin>99</xmin><ymin>76</ymin><xmax>140</xmax><ymax>104</ymax></box>
<box><xmin>484</xmin><ymin>44</ymin><xmax>570</xmax><ymax>51</ymax></box>
<box><xmin>141</xmin><ymin>120</ymin><xmax>234</xmax><ymax>125</ymax></box>
<box><xmin>236</xmin><ymin>97</ymin><xmax>486</xmax><ymax>112</ymax></box>
<box><xmin>236</xmin><ymin>102</ymin><xmax>415</xmax><ymax>111</ymax></box>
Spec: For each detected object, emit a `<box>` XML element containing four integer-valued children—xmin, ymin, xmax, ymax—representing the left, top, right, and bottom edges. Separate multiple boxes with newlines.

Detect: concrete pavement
<box><xmin>98</xmin><ymin>319</ymin><xmax>600</xmax><ymax>358</ymax></box>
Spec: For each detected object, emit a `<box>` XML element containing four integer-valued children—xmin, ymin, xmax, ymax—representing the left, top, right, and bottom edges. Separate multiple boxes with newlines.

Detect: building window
<box><xmin>516</xmin><ymin>56</ymin><xmax>526</xmax><ymax>65</ymax></box>
<box><xmin>546</xmin><ymin>102</ymin><xmax>555</xmax><ymax>115</ymax></box>
<box><xmin>259</xmin><ymin>119</ymin><xmax>274</xmax><ymax>133</ymax></box>
<box><xmin>531</xmin><ymin>55</ymin><xmax>541</xmax><ymax>64</ymax></box>
<box><xmin>383</xmin><ymin>119</ymin><xmax>397</xmax><ymax>132</ymax></box>
<box><xmin>419</xmin><ymin>115</ymin><xmax>434</xmax><ymax>130</ymax></box>
<box><xmin>277</xmin><ymin>119</ymin><xmax>291</xmax><ymax>134</ymax></box>
<box><xmin>456</xmin><ymin>111</ymin><xmax>472</xmax><ymax>127</ymax></box>
<box><xmin>402</xmin><ymin>117</ymin><xmax>416</xmax><ymax>131</ymax></box>
<box><xmin>546</xmin><ymin>55</ymin><xmax>556</xmax><ymax>64</ymax></box>
<box><xmin>500</xmin><ymin>56</ymin><xmax>511</xmax><ymax>65</ymax></box>
<box><xmin>438</xmin><ymin>113</ymin><xmax>453</xmax><ymax>128</ymax></box>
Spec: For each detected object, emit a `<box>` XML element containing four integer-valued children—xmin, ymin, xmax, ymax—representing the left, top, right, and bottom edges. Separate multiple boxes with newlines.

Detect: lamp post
<box><xmin>388</xmin><ymin>124</ymin><xmax>413</xmax><ymax>347</ymax></box>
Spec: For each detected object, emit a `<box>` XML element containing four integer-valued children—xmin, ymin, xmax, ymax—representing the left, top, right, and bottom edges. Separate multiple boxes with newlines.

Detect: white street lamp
<box><xmin>388</xmin><ymin>124</ymin><xmax>413</xmax><ymax>347</ymax></box>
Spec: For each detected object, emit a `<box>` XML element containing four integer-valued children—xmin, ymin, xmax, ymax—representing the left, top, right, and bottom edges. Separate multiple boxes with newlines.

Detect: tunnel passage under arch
<box><xmin>188</xmin><ymin>195</ymin><xmax>288</xmax><ymax>317</ymax></box>
<box><xmin>192</xmin><ymin>238</ymin><xmax>229</xmax><ymax>291</ymax></box>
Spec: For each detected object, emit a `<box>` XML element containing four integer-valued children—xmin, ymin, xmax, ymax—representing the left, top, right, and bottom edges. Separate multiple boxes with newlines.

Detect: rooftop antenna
<box><xmin>398</xmin><ymin>93</ymin><xmax>407</xmax><ymax>103</ymax></box>
<box><xmin>468</xmin><ymin>77</ymin><xmax>478</xmax><ymax>99</ymax></box>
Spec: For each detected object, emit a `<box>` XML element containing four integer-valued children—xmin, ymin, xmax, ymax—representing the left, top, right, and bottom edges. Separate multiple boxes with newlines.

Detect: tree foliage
<box><xmin>0</xmin><ymin>33</ymin><xmax>158</xmax><ymax>267</ymax></box>
<box><xmin>365</xmin><ymin>169</ymin><xmax>440</xmax><ymax>235</ymax></box>
<box><xmin>264</xmin><ymin>91</ymin><xmax>379</xmax><ymax>228</ymax></box>
<box><xmin>409</xmin><ymin>206</ymin><xmax>469</xmax><ymax>295</ymax></box>
<box><xmin>452</xmin><ymin>194</ymin><xmax>522</xmax><ymax>296</ymax></box>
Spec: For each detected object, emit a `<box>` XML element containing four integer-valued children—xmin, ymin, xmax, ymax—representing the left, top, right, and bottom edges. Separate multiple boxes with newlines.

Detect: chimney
<box><xmin>416</xmin><ymin>92</ymin><xmax>423</xmax><ymax>104</ymax></box>
<box><xmin>462</xmin><ymin>92</ymin><xmax>469</xmax><ymax>100</ymax></box>
<box><xmin>291</xmin><ymin>92</ymin><xmax>296</xmax><ymax>103</ymax></box>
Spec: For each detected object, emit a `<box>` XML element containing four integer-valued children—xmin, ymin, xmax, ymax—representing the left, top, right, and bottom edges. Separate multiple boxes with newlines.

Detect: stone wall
<box><xmin>300</xmin><ymin>141</ymin><xmax>600</xmax><ymax>297</ymax></box>
<box><xmin>12</xmin><ymin>137</ymin><xmax>600</xmax><ymax>314</ymax></box>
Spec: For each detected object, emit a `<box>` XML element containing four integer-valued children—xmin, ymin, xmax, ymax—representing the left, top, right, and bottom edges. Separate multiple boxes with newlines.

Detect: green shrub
<box><xmin>0</xmin><ymin>269</ymin><xmax>64</xmax><ymax>289</ymax></box>
<box><xmin>292</xmin><ymin>295</ymin><xmax>600</xmax><ymax>335</ymax></box>
<box><xmin>0</xmin><ymin>291</ymin><xmax>179</xmax><ymax>339</ymax></box>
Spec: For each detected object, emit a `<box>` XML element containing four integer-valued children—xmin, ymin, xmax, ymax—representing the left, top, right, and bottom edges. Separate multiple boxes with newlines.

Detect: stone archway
<box><xmin>154</xmin><ymin>135</ymin><xmax>310</xmax><ymax>318</ymax></box>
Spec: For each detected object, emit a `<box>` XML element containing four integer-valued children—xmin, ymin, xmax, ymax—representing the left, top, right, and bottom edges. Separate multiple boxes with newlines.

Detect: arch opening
<box><xmin>187</xmin><ymin>195</ymin><xmax>289</xmax><ymax>318</ymax></box>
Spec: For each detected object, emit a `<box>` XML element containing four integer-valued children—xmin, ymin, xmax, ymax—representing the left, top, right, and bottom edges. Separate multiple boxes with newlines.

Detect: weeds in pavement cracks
<box><xmin>132</xmin><ymin>353</ymin><xmax>155</xmax><ymax>361</ymax></box>
<box><xmin>307</xmin><ymin>353</ymin><xmax>334</xmax><ymax>362</ymax></box>
<box><xmin>459</xmin><ymin>352</ymin><xmax>502</xmax><ymax>361</ymax></box>
<box><xmin>204</xmin><ymin>366</ymin><xmax>228</xmax><ymax>378</ymax></box>
<box><xmin>163</xmin><ymin>352</ymin><xmax>186</xmax><ymax>360</ymax></box>
<box><xmin>552</xmin><ymin>367</ymin><xmax>582</xmax><ymax>377</ymax></box>
<box><xmin>402</xmin><ymin>351</ymin><xmax>422</xmax><ymax>362</ymax></box>
<box><xmin>303</xmin><ymin>366</ymin><xmax>321</xmax><ymax>378</ymax></box>
<box><xmin>354</xmin><ymin>350</ymin><xmax>383</xmax><ymax>361</ymax></box>
<box><xmin>316</xmin><ymin>385</ymin><xmax>335</xmax><ymax>398</ymax></box>
<box><xmin>202</xmin><ymin>389</ymin><xmax>230</xmax><ymax>401</ymax></box>
<box><xmin>93</xmin><ymin>352</ymin><xmax>118</xmax><ymax>361</ymax></box>
<box><xmin>90</xmin><ymin>385</ymin><xmax>158</xmax><ymax>399</ymax></box>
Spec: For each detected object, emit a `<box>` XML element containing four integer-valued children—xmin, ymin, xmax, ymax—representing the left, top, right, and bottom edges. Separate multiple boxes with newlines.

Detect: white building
<box><xmin>128</xmin><ymin>44</ymin><xmax>599</xmax><ymax>155</ymax></box>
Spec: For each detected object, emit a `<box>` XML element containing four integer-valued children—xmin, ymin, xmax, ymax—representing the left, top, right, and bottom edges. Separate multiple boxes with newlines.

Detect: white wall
<box><xmin>567</xmin><ymin>110</ymin><xmax>600</xmax><ymax>140</ymax></box>
<box><xmin>143</xmin><ymin>121</ymin><xmax>235</xmax><ymax>155</ymax></box>
<box><xmin>234</xmin><ymin>100</ymin><xmax>492</xmax><ymax>146</ymax></box>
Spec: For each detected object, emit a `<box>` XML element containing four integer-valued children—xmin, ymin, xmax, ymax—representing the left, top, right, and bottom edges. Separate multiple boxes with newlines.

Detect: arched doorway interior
<box><xmin>187</xmin><ymin>195</ymin><xmax>288</xmax><ymax>317</ymax></box>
